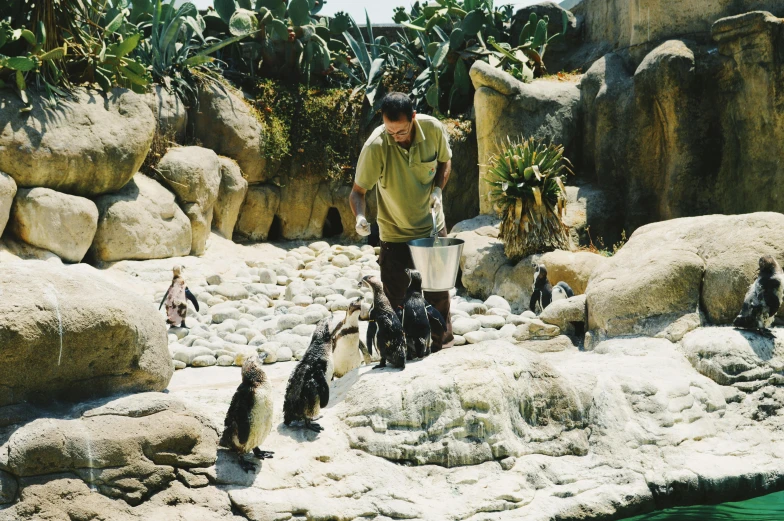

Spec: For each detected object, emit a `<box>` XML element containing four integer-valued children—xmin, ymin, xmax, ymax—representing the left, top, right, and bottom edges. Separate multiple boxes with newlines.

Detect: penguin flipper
<box><xmin>185</xmin><ymin>287</ymin><xmax>200</xmax><ymax>312</ymax></box>
<box><xmin>426</xmin><ymin>305</ymin><xmax>446</xmax><ymax>331</ymax></box>
<box><xmin>224</xmin><ymin>386</ymin><xmax>254</xmax><ymax>446</ymax></box>
<box><xmin>314</xmin><ymin>360</ymin><xmax>330</xmax><ymax>408</ymax></box>
<box><xmin>529</xmin><ymin>290</ymin><xmax>540</xmax><ymax>313</ymax></box>
<box><xmin>762</xmin><ymin>278</ymin><xmax>782</xmax><ymax>316</ymax></box>
<box><xmin>359</xmin><ymin>339</ymin><xmax>372</xmax><ymax>364</ymax></box>
<box><xmin>366</xmin><ymin>321</ymin><xmax>377</xmax><ymax>356</ymax></box>
<box><xmin>158</xmin><ymin>288</ymin><xmax>170</xmax><ymax>310</ymax></box>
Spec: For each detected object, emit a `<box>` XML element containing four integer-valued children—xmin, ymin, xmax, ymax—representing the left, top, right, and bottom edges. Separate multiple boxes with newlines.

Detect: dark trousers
<box><xmin>378</xmin><ymin>228</ymin><xmax>454</xmax><ymax>350</ymax></box>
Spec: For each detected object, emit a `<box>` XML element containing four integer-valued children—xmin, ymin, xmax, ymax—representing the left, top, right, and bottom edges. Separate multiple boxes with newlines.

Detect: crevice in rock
<box><xmin>267</xmin><ymin>215</ymin><xmax>283</xmax><ymax>241</ymax></box>
<box><xmin>322</xmin><ymin>207</ymin><xmax>343</xmax><ymax>238</ymax></box>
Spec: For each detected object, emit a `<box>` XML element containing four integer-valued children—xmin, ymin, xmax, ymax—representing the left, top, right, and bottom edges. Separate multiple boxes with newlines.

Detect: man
<box><xmin>349</xmin><ymin>92</ymin><xmax>454</xmax><ymax>350</ymax></box>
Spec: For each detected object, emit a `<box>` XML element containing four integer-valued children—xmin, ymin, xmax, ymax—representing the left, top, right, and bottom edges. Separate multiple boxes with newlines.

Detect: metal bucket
<box><xmin>407</xmin><ymin>237</ymin><xmax>465</xmax><ymax>292</ymax></box>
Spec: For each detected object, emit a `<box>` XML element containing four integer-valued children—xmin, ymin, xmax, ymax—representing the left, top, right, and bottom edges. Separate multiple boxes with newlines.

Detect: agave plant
<box><xmin>484</xmin><ymin>137</ymin><xmax>573</xmax><ymax>261</ymax></box>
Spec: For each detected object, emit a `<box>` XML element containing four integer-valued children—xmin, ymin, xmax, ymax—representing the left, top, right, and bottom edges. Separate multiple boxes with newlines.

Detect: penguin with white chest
<box><xmin>220</xmin><ymin>354</ymin><xmax>274</xmax><ymax>473</ymax></box>
<box><xmin>734</xmin><ymin>255</ymin><xmax>784</xmax><ymax>335</ymax></box>
<box><xmin>361</xmin><ymin>275</ymin><xmax>406</xmax><ymax>369</ymax></box>
<box><xmin>159</xmin><ymin>265</ymin><xmax>200</xmax><ymax>327</ymax></box>
<box><xmin>396</xmin><ymin>269</ymin><xmax>431</xmax><ymax>359</ymax></box>
<box><xmin>331</xmin><ymin>298</ymin><xmax>371</xmax><ymax>378</ymax></box>
<box><xmin>283</xmin><ymin>317</ymin><xmax>333</xmax><ymax>432</ymax></box>
<box><xmin>530</xmin><ymin>264</ymin><xmax>574</xmax><ymax>314</ymax></box>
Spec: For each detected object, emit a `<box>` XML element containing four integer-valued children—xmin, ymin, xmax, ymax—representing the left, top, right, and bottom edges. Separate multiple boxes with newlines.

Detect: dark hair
<box><xmin>380</xmin><ymin>92</ymin><xmax>413</xmax><ymax>121</ymax></box>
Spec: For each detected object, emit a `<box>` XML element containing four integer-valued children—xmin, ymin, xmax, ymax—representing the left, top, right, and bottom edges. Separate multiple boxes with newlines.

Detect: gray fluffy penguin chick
<box><xmin>283</xmin><ymin>317</ymin><xmax>334</xmax><ymax>432</ymax></box>
<box><xmin>331</xmin><ymin>298</ymin><xmax>368</xmax><ymax>378</ymax></box>
<box><xmin>734</xmin><ymin>255</ymin><xmax>784</xmax><ymax>334</ymax></box>
<box><xmin>220</xmin><ymin>353</ymin><xmax>274</xmax><ymax>473</ymax></box>
<box><xmin>397</xmin><ymin>269</ymin><xmax>431</xmax><ymax>359</ymax></box>
<box><xmin>361</xmin><ymin>275</ymin><xmax>406</xmax><ymax>369</ymax></box>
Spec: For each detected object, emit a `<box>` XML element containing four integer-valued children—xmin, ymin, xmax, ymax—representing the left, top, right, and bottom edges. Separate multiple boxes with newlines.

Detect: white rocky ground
<box><xmin>3</xmin><ymin>232</ymin><xmax>784</xmax><ymax>521</ymax></box>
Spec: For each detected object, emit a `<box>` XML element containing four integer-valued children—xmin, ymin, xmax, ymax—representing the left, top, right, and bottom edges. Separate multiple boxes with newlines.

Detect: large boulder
<box><xmin>212</xmin><ymin>157</ymin><xmax>248</xmax><ymax>240</ymax></box>
<box><xmin>9</xmin><ymin>187</ymin><xmax>98</xmax><ymax>263</ymax></box>
<box><xmin>338</xmin><ymin>343</ymin><xmax>588</xmax><ymax>467</ymax></box>
<box><xmin>90</xmin><ymin>174</ymin><xmax>192</xmax><ymax>262</ymax></box>
<box><xmin>586</xmin><ymin>213</ymin><xmax>784</xmax><ymax>344</ymax></box>
<box><xmin>0</xmin><ymin>261</ymin><xmax>172</xmax><ymax>407</ymax></box>
<box><xmin>0</xmin><ymin>171</ymin><xmax>16</xmax><ymax>237</ymax></box>
<box><xmin>190</xmin><ymin>84</ymin><xmax>267</xmax><ymax>183</ymax></box>
<box><xmin>442</xmin><ymin>119</ymin><xmax>479</xmax><ymax>229</ymax></box>
<box><xmin>713</xmin><ymin>12</ymin><xmax>784</xmax><ymax>216</ymax></box>
<box><xmin>681</xmin><ymin>327</ymin><xmax>784</xmax><ymax>388</ymax></box>
<box><xmin>234</xmin><ymin>184</ymin><xmax>281</xmax><ymax>242</ymax></box>
<box><xmin>144</xmin><ymin>85</ymin><xmax>187</xmax><ymax>143</ymax></box>
<box><xmin>0</xmin><ymin>87</ymin><xmax>155</xmax><ymax>197</ymax></box>
<box><xmin>450</xmin><ymin>215</ymin><xmax>508</xmax><ymax>299</ymax></box>
<box><xmin>3</xmin><ymin>393</ymin><xmax>216</xmax><ymax>505</ymax></box>
<box><xmin>470</xmin><ymin>61</ymin><xmax>581</xmax><ymax>214</ymax></box>
<box><xmin>157</xmin><ymin>147</ymin><xmax>221</xmax><ymax>255</ymax></box>
<box><xmin>579</xmin><ymin>0</ymin><xmax>784</xmax><ymax>56</ymax></box>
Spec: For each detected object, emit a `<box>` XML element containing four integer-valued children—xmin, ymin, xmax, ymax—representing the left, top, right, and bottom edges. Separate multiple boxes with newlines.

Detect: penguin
<box><xmin>529</xmin><ymin>264</ymin><xmax>553</xmax><ymax>314</ymax></box>
<box><xmin>283</xmin><ymin>317</ymin><xmax>333</xmax><ymax>432</ymax></box>
<box><xmin>396</xmin><ymin>269</ymin><xmax>431</xmax><ymax>359</ymax></box>
<box><xmin>733</xmin><ymin>255</ymin><xmax>784</xmax><ymax>335</ymax></box>
<box><xmin>360</xmin><ymin>275</ymin><xmax>406</xmax><ymax>369</ymax></box>
<box><xmin>220</xmin><ymin>353</ymin><xmax>274</xmax><ymax>473</ymax></box>
<box><xmin>158</xmin><ymin>265</ymin><xmax>199</xmax><ymax>328</ymax></box>
<box><xmin>426</xmin><ymin>304</ymin><xmax>447</xmax><ymax>353</ymax></box>
<box><xmin>551</xmin><ymin>281</ymin><xmax>575</xmax><ymax>303</ymax></box>
<box><xmin>331</xmin><ymin>298</ymin><xmax>371</xmax><ymax>378</ymax></box>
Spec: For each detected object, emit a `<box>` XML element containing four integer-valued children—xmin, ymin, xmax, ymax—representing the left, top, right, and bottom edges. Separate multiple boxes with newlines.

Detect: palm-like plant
<box><xmin>484</xmin><ymin>137</ymin><xmax>573</xmax><ymax>261</ymax></box>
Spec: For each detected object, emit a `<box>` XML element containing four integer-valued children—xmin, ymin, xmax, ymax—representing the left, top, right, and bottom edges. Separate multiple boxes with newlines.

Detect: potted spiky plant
<box><xmin>484</xmin><ymin>137</ymin><xmax>573</xmax><ymax>261</ymax></box>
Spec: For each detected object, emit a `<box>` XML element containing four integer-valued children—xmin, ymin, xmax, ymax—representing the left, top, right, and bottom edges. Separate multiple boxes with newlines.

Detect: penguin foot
<box><xmin>238</xmin><ymin>457</ymin><xmax>258</xmax><ymax>473</ymax></box>
<box><xmin>305</xmin><ymin>421</ymin><xmax>324</xmax><ymax>433</ymax></box>
<box><xmin>253</xmin><ymin>448</ymin><xmax>274</xmax><ymax>459</ymax></box>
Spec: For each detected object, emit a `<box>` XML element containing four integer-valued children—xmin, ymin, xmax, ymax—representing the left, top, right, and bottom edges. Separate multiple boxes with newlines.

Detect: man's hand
<box><xmin>355</xmin><ymin>215</ymin><xmax>371</xmax><ymax>236</ymax></box>
<box><xmin>430</xmin><ymin>186</ymin><xmax>443</xmax><ymax>212</ymax></box>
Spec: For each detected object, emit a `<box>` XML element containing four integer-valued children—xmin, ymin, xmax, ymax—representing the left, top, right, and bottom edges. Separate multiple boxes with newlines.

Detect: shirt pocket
<box><xmin>413</xmin><ymin>159</ymin><xmax>437</xmax><ymax>185</ymax></box>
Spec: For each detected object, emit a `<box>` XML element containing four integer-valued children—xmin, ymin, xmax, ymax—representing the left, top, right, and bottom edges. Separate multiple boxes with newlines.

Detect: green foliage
<box><xmin>252</xmin><ymin>79</ymin><xmax>363</xmax><ymax>183</ymax></box>
<box><xmin>484</xmin><ymin>137</ymin><xmax>573</xmax><ymax>261</ymax></box>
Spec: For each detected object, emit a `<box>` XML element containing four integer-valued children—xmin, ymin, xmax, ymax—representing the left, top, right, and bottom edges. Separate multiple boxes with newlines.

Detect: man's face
<box><xmin>383</xmin><ymin>112</ymin><xmax>416</xmax><ymax>146</ymax></box>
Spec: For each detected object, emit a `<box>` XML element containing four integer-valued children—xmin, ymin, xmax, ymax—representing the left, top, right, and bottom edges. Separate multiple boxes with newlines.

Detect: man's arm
<box><xmin>434</xmin><ymin>159</ymin><xmax>452</xmax><ymax>190</ymax></box>
<box><xmin>350</xmin><ymin>184</ymin><xmax>371</xmax><ymax>236</ymax></box>
<box><xmin>350</xmin><ymin>183</ymin><xmax>367</xmax><ymax>217</ymax></box>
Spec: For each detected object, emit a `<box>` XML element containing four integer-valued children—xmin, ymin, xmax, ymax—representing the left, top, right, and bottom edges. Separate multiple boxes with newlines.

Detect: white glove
<box><xmin>430</xmin><ymin>186</ymin><xmax>443</xmax><ymax>212</ymax></box>
<box><xmin>355</xmin><ymin>215</ymin><xmax>371</xmax><ymax>236</ymax></box>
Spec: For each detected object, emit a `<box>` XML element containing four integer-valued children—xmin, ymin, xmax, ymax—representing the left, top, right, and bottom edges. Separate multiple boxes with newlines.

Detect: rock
<box><xmin>212</xmin><ymin>157</ymin><xmax>248</xmax><ymax>240</ymax></box>
<box><xmin>90</xmin><ymin>173</ymin><xmax>191</xmax><ymax>262</ymax></box>
<box><xmin>211</xmin><ymin>307</ymin><xmax>241</xmax><ymax>324</ymax></box>
<box><xmin>580</xmin><ymin>0</ymin><xmax>783</xmax><ymax>53</ymax></box>
<box><xmin>451</xmin><ymin>215</ymin><xmax>508</xmax><ymax>299</ymax></box>
<box><xmin>0</xmin><ymin>87</ymin><xmax>155</xmax><ymax>196</ymax></box>
<box><xmin>453</xmin><ymin>335</ymin><xmax>466</xmax><ymax>346</ymax></box>
<box><xmin>212</xmin><ymin>283</ymin><xmax>249</xmax><ymax>301</ymax></box>
<box><xmin>681</xmin><ymin>327</ymin><xmax>784</xmax><ymax>386</ymax></box>
<box><xmin>277</xmin><ymin>314</ymin><xmax>304</xmax><ymax>330</ymax></box>
<box><xmin>452</xmin><ymin>318</ymin><xmax>481</xmax><ymax>336</ymax></box>
<box><xmin>478</xmin><ymin>315</ymin><xmax>506</xmax><ymax>329</ymax></box>
<box><xmin>464</xmin><ymin>330</ymin><xmax>490</xmax><ymax>344</ymax></box>
<box><xmin>309</xmin><ymin>241</ymin><xmax>329</xmax><ymax>252</ymax></box>
<box><xmin>177</xmin><ymin>468</ymin><xmax>210</xmax><ymax>488</ymax></box>
<box><xmin>257</xmin><ymin>343</ymin><xmax>279</xmax><ymax>364</ymax></box>
<box><xmin>586</xmin><ymin>213</ymin><xmax>784</xmax><ymax>343</ymax></box>
<box><xmin>191</xmin><ymin>83</ymin><xmax>268</xmax><ymax>183</ymax></box>
<box><xmin>0</xmin><ymin>171</ymin><xmax>16</xmax><ymax>237</ymax></box>
<box><xmin>223</xmin><ymin>333</ymin><xmax>248</xmax><ymax>346</ymax></box>
<box><xmin>332</xmin><ymin>254</ymin><xmax>350</xmax><ymax>268</ymax></box>
<box><xmin>257</xmin><ymin>268</ymin><xmax>276</xmax><ymax>284</ymax></box>
<box><xmin>456</xmin><ymin>302</ymin><xmax>488</xmax><ymax>315</ymax></box>
<box><xmin>207</xmin><ymin>274</ymin><xmax>223</xmax><ymax>285</ymax></box>
<box><xmin>0</xmin><ymin>470</ymin><xmax>17</xmax><ymax>505</ymax></box>
<box><xmin>338</xmin><ymin>343</ymin><xmax>587</xmax><ymax>466</ymax></box>
<box><xmin>234</xmin><ymin>184</ymin><xmax>281</xmax><ymax>241</ymax></box>
<box><xmin>514</xmin><ymin>320</ymin><xmax>561</xmax><ymax>341</ymax></box>
<box><xmin>275</xmin><ymin>345</ymin><xmax>293</xmax><ymax>362</ymax></box>
<box><xmin>173</xmin><ymin>360</ymin><xmax>186</xmax><ymax>370</ymax></box>
<box><xmin>157</xmin><ymin>146</ymin><xmax>222</xmax><ymax>255</ymax></box>
<box><xmin>192</xmin><ymin>355</ymin><xmax>217</xmax><ymax>367</ymax></box>
<box><xmin>0</xmin><ymin>261</ymin><xmax>171</xmax><ymax>407</ymax></box>
<box><xmin>539</xmin><ymin>295</ymin><xmax>586</xmax><ymax>335</ymax></box>
<box><xmin>471</xmin><ymin>61</ymin><xmax>581</xmax><ymax>214</ymax></box>
<box><xmin>5</xmin><ymin>393</ymin><xmax>216</xmax><ymax>504</ymax></box>
<box><xmin>144</xmin><ymin>85</ymin><xmax>187</xmax><ymax>143</ymax></box>
<box><xmin>10</xmin><ymin>188</ymin><xmax>98</xmax><ymax>263</ymax></box>
<box><xmin>484</xmin><ymin>295</ymin><xmax>511</xmax><ymax>313</ymax></box>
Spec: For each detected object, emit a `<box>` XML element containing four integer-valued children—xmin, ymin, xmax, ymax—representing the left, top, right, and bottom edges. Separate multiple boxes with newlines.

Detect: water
<box><xmin>43</xmin><ymin>283</ymin><xmax>64</xmax><ymax>366</ymax></box>
<box><xmin>619</xmin><ymin>490</ymin><xmax>784</xmax><ymax>520</ymax></box>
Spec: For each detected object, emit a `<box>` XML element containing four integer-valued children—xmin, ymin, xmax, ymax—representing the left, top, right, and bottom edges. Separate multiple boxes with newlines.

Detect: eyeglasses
<box><xmin>385</xmin><ymin>121</ymin><xmax>413</xmax><ymax>137</ymax></box>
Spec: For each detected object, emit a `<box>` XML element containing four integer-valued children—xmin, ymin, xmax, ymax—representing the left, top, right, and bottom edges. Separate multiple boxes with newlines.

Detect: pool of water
<box><xmin>620</xmin><ymin>490</ymin><xmax>784</xmax><ymax>520</ymax></box>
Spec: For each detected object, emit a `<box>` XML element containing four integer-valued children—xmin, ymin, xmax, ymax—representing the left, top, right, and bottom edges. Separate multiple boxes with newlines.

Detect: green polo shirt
<box><xmin>355</xmin><ymin>114</ymin><xmax>452</xmax><ymax>243</ymax></box>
